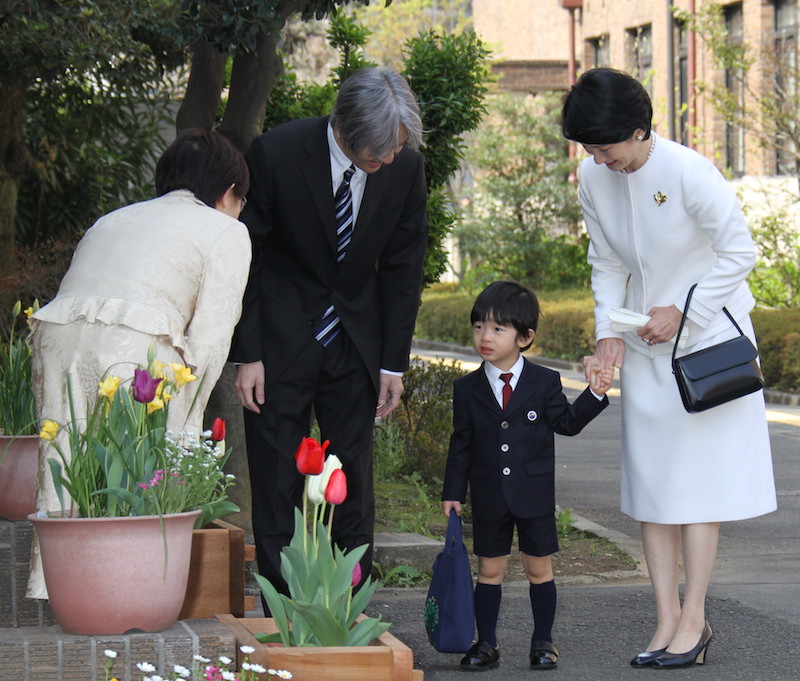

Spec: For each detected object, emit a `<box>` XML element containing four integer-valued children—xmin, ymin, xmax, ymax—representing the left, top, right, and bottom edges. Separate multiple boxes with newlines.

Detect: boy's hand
<box><xmin>443</xmin><ymin>500</ymin><xmax>462</xmax><ymax>517</ymax></box>
<box><xmin>590</xmin><ymin>365</ymin><xmax>615</xmax><ymax>395</ymax></box>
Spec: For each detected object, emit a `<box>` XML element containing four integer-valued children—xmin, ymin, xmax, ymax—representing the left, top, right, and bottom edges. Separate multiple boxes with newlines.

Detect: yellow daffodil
<box><xmin>146</xmin><ymin>397</ymin><xmax>165</xmax><ymax>415</ymax></box>
<box><xmin>162</xmin><ymin>390</ymin><xmax>173</xmax><ymax>403</ymax></box>
<box><xmin>23</xmin><ymin>306</ymin><xmax>33</xmax><ymax>318</ymax></box>
<box><xmin>169</xmin><ymin>363</ymin><xmax>197</xmax><ymax>388</ymax></box>
<box><xmin>149</xmin><ymin>359</ymin><xmax>168</xmax><ymax>379</ymax></box>
<box><xmin>98</xmin><ymin>375</ymin><xmax>123</xmax><ymax>401</ymax></box>
<box><xmin>39</xmin><ymin>420</ymin><xmax>59</xmax><ymax>441</ymax></box>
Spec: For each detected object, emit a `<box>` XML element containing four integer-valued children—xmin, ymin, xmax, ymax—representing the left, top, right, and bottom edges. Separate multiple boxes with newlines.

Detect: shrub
<box><xmin>415</xmin><ymin>286</ymin><xmax>596</xmax><ymax>362</ymax></box>
<box><xmin>376</xmin><ymin>360</ymin><xmax>468</xmax><ymax>484</ymax></box>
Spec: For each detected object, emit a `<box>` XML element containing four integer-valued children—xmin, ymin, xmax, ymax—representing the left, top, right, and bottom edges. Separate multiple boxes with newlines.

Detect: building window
<box><xmin>724</xmin><ymin>3</ymin><xmax>745</xmax><ymax>177</ymax></box>
<box><xmin>675</xmin><ymin>18</ymin><xmax>690</xmax><ymax>146</ymax></box>
<box><xmin>587</xmin><ymin>35</ymin><xmax>610</xmax><ymax>68</ymax></box>
<box><xmin>773</xmin><ymin>0</ymin><xmax>797</xmax><ymax>176</ymax></box>
<box><xmin>626</xmin><ymin>24</ymin><xmax>653</xmax><ymax>96</ymax></box>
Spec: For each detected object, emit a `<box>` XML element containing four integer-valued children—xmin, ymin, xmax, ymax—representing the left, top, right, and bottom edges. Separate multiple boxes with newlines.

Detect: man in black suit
<box><xmin>230</xmin><ymin>68</ymin><xmax>428</xmax><ymax>597</ymax></box>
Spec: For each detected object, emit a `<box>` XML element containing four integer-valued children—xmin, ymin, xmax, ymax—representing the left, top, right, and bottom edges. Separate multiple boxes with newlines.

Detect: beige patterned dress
<box><xmin>27</xmin><ymin>190</ymin><xmax>251</xmax><ymax>599</ymax></box>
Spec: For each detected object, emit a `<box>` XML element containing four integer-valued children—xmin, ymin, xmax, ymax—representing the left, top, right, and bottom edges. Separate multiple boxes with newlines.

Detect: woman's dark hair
<box><xmin>155</xmin><ymin>129</ymin><xmax>249</xmax><ymax>208</ymax></box>
<box><xmin>561</xmin><ymin>67</ymin><xmax>653</xmax><ymax>145</ymax></box>
<box><xmin>471</xmin><ymin>281</ymin><xmax>540</xmax><ymax>351</ymax></box>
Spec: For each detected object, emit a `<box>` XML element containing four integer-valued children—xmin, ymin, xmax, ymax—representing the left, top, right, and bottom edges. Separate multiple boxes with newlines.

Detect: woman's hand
<box><xmin>584</xmin><ymin>337</ymin><xmax>626</xmax><ymax>383</ymax></box>
<box><xmin>638</xmin><ymin>305</ymin><xmax>682</xmax><ymax>346</ymax></box>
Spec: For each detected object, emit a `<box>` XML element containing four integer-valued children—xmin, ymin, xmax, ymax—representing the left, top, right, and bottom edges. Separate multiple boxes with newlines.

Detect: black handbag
<box><xmin>671</xmin><ymin>284</ymin><xmax>764</xmax><ymax>413</ymax></box>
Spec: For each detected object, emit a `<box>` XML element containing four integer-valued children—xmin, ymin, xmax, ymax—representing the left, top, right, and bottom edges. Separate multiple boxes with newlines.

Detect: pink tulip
<box><xmin>131</xmin><ymin>369</ymin><xmax>162</xmax><ymax>404</ymax></box>
<box><xmin>325</xmin><ymin>468</ymin><xmax>347</xmax><ymax>505</ymax></box>
<box><xmin>294</xmin><ymin>437</ymin><xmax>329</xmax><ymax>475</ymax></box>
<box><xmin>351</xmin><ymin>561</ymin><xmax>362</xmax><ymax>587</ymax></box>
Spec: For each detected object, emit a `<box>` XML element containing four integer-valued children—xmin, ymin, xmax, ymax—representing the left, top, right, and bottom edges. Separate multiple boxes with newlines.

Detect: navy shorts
<box><xmin>472</xmin><ymin>511</ymin><xmax>559</xmax><ymax>558</ymax></box>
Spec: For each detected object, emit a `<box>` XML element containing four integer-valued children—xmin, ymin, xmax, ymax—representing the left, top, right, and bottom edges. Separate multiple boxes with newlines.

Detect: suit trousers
<box><xmin>244</xmin><ymin>330</ymin><xmax>377</xmax><ymax>601</ymax></box>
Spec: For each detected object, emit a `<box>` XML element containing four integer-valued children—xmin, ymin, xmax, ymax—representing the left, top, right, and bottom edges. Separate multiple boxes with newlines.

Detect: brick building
<box><xmin>473</xmin><ymin>0</ymin><xmax>798</xmax><ymax>179</ymax></box>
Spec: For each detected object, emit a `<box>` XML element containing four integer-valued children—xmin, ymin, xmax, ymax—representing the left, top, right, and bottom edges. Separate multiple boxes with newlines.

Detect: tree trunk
<box><xmin>217</xmin><ymin>30</ymin><xmax>284</xmax><ymax>153</ymax></box>
<box><xmin>0</xmin><ymin>77</ymin><xmax>33</xmax><ymax>305</ymax></box>
<box><xmin>175</xmin><ymin>38</ymin><xmax>229</xmax><ymax>134</ymax></box>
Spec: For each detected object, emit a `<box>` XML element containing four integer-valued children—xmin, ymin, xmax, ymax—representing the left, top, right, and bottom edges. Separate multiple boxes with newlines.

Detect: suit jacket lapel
<box><xmin>349</xmin><ymin>158</ymin><xmax>391</xmax><ymax>254</ymax></box>
<box><xmin>300</xmin><ymin>118</ymin><xmax>337</xmax><ymax>253</ymax></box>
<box><xmin>505</xmin><ymin>359</ymin><xmax>537</xmax><ymax>416</ymax></box>
<box><xmin>470</xmin><ymin>364</ymin><xmax>503</xmax><ymax>416</ymax></box>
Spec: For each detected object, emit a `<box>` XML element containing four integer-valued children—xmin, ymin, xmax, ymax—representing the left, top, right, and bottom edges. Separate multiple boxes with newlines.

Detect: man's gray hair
<box><xmin>330</xmin><ymin>68</ymin><xmax>423</xmax><ymax>157</ymax></box>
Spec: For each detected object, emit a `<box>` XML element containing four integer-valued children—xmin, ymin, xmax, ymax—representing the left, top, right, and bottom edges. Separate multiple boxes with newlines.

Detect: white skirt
<box><xmin>619</xmin><ymin>316</ymin><xmax>777</xmax><ymax>524</ymax></box>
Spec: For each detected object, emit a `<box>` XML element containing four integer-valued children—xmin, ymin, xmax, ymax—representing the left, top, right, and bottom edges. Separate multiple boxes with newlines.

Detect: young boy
<box><xmin>442</xmin><ymin>281</ymin><xmax>613</xmax><ymax>671</ymax></box>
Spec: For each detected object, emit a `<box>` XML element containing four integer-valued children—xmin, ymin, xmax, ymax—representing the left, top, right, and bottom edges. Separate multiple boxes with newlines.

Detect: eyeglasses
<box><xmin>240</xmin><ymin>196</ymin><xmax>248</xmax><ymax>211</ymax></box>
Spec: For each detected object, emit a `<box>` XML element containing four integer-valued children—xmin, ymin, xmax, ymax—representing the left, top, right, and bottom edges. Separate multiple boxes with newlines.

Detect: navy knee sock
<box><xmin>474</xmin><ymin>582</ymin><xmax>502</xmax><ymax>647</ymax></box>
<box><xmin>530</xmin><ymin>580</ymin><xmax>557</xmax><ymax>643</ymax></box>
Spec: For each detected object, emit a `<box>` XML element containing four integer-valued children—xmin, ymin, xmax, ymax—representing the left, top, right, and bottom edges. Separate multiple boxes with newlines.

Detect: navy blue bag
<box><xmin>424</xmin><ymin>512</ymin><xmax>475</xmax><ymax>653</ymax></box>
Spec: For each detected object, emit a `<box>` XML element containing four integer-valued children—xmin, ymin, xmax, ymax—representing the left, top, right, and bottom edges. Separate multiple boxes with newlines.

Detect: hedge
<box><xmin>417</xmin><ymin>287</ymin><xmax>799</xmax><ymax>393</ymax></box>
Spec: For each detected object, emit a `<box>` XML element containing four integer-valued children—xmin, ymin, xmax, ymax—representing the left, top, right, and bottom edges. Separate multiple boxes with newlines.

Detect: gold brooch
<box><xmin>654</xmin><ymin>191</ymin><xmax>667</xmax><ymax>206</ymax></box>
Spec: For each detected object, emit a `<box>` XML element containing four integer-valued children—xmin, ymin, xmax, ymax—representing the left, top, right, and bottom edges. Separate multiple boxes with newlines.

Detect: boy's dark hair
<box><xmin>560</xmin><ymin>67</ymin><xmax>653</xmax><ymax>145</ymax></box>
<box><xmin>471</xmin><ymin>281</ymin><xmax>539</xmax><ymax>351</ymax></box>
<box><xmin>155</xmin><ymin>128</ymin><xmax>249</xmax><ymax>208</ymax></box>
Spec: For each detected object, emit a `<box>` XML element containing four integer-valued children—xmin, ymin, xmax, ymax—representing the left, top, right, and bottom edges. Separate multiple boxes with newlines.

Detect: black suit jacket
<box><xmin>229</xmin><ymin>116</ymin><xmax>429</xmax><ymax>388</ymax></box>
<box><xmin>442</xmin><ymin>358</ymin><xmax>609</xmax><ymax>521</ymax></box>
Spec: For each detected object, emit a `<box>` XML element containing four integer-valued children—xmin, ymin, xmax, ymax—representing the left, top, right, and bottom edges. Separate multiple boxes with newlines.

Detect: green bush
<box><xmin>751</xmin><ymin>307</ymin><xmax>800</xmax><ymax>392</ymax></box>
<box><xmin>375</xmin><ymin>360</ymin><xmax>468</xmax><ymax>485</ymax></box>
<box><xmin>416</xmin><ymin>287</ymin><xmax>799</xmax><ymax>393</ymax></box>
<box><xmin>415</xmin><ymin>286</ymin><xmax>596</xmax><ymax>362</ymax></box>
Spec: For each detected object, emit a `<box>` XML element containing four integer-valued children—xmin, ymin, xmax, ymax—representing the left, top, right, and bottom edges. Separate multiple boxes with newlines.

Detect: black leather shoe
<box><xmin>460</xmin><ymin>641</ymin><xmax>500</xmax><ymax>671</ymax></box>
<box><xmin>651</xmin><ymin>623</ymin><xmax>713</xmax><ymax>669</ymax></box>
<box><xmin>630</xmin><ymin>648</ymin><xmax>667</xmax><ymax>667</ymax></box>
<box><xmin>529</xmin><ymin>640</ymin><xmax>559</xmax><ymax>670</ymax></box>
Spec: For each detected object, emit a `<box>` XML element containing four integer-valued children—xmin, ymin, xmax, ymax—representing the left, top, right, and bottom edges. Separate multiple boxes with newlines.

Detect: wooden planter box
<box><xmin>180</xmin><ymin>519</ymin><xmax>255</xmax><ymax>619</ymax></box>
<box><xmin>218</xmin><ymin>614</ymin><xmax>424</xmax><ymax>681</ymax></box>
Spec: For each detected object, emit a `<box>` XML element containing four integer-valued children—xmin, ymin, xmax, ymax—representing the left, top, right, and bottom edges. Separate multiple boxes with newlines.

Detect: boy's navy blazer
<box><xmin>442</xmin><ymin>357</ymin><xmax>608</xmax><ymax>521</ymax></box>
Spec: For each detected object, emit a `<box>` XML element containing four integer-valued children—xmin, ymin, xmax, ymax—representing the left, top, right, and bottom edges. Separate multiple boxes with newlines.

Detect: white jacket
<box><xmin>578</xmin><ymin>133</ymin><xmax>756</xmax><ymax>356</ymax></box>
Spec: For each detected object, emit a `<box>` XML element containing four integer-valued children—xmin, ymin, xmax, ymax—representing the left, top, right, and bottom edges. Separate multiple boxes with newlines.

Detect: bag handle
<box><xmin>445</xmin><ymin>511</ymin><xmax>464</xmax><ymax>554</ymax></box>
<box><xmin>672</xmin><ymin>283</ymin><xmax>746</xmax><ymax>366</ymax></box>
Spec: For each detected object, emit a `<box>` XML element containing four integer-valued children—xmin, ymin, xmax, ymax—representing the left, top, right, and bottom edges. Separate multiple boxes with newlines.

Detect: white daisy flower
<box><xmin>103</xmin><ymin>650</ymin><xmax>118</xmax><ymax>659</ymax></box>
<box><xmin>137</xmin><ymin>662</ymin><xmax>157</xmax><ymax>673</ymax></box>
<box><xmin>239</xmin><ymin>645</ymin><xmax>256</xmax><ymax>654</ymax></box>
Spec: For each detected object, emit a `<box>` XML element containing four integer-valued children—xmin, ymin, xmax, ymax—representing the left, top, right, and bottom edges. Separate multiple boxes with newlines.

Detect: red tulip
<box><xmin>210</xmin><ymin>417</ymin><xmax>226</xmax><ymax>442</ymax></box>
<box><xmin>351</xmin><ymin>562</ymin><xmax>362</xmax><ymax>587</ymax></box>
<box><xmin>325</xmin><ymin>468</ymin><xmax>347</xmax><ymax>505</ymax></box>
<box><xmin>294</xmin><ymin>437</ymin><xmax>329</xmax><ymax>476</ymax></box>
<box><xmin>131</xmin><ymin>369</ymin><xmax>162</xmax><ymax>404</ymax></box>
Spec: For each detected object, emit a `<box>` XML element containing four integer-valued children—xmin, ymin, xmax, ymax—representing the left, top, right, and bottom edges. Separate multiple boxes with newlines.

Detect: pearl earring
<box><xmin>636</xmin><ymin>135</ymin><xmax>644</xmax><ymax>142</ymax></box>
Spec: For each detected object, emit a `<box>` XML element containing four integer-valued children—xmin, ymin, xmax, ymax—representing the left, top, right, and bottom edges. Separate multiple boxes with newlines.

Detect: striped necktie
<box><xmin>315</xmin><ymin>164</ymin><xmax>356</xmax><ymax>347</ymax></box>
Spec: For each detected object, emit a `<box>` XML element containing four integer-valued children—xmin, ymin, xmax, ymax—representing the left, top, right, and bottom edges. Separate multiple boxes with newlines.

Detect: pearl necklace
<box><xmin>620</xmin><ymin>135</ymin><xmax>655</xmax><ymax>174</ymax></box>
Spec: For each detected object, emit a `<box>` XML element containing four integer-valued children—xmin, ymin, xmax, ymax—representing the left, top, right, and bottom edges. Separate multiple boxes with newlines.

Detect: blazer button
<box><xmin>502</xmin><ymin>467</ymin><xmax>511</xmax><ymax>476</ymax></box>
<box><xmin>500</xmin><ymin>443</ymin><xmax>509</xmax><ymax>453</ymax></box>
<box><xmin>500</xmin><ymin>420</ymin><xmax>509</xmax><ymax>429</ymax></box>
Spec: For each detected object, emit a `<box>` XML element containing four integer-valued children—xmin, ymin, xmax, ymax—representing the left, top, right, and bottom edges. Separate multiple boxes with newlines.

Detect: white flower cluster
<box><xmin>103</xmin><ymin>647</ymin><xmax>290</xmax><ymax>681</ymax></box>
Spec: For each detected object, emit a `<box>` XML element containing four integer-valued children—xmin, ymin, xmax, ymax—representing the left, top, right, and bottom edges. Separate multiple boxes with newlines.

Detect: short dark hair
<box><xmin>155</xmin><ymin>129</ymin><xmax>249</xmax><ymax>208</ymax></box>
<box><xmin>471</xmin><ymin>281</ymin><xmax>540</xmax><ymax>351</ymax></box>
<box><xmin>561</xmin><ymin>67</ymin><xmax>653</xmax><ymax>145</ymax></box>
<box><xmin>330</xmin><ymin>67</ymin><xmax>423</xmax><ymax>158</ymax></box>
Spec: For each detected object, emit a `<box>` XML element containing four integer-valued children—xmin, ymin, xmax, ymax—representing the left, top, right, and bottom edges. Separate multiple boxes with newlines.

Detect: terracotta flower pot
<box><xmin>0</xmin><ymin>434</ymin><xmax>39</xmax><ymax>520</ymax></box>
<box><xmin>29</xmin><ymin>509</ymin><xmax>200</xmax><ymax>635</ymax></box>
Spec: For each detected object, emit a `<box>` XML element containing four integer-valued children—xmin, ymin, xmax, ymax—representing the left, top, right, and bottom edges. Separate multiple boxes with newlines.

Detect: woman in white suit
<box><xmin>27</xmin><ymin>129</ymin><xmax>252</xmax><ymax>599</ymax></box>
<box><xmin>561</xmin><ymin>68</ymin><xmax>776</xmax><ymax>669</ymax></box>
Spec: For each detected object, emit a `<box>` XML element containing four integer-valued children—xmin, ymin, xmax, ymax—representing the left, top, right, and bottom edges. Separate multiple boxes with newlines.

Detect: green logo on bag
<box><xmin>424</xmin><ymin>596</ymin><xmax>440</xmax><ymax>630</ymax></box>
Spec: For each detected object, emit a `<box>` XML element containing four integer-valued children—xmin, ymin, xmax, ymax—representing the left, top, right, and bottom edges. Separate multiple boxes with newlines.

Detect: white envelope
<box><xmin>608</xmin><ymin>308</ymin><xmax>688</xmax><ymax>348</ymax></box>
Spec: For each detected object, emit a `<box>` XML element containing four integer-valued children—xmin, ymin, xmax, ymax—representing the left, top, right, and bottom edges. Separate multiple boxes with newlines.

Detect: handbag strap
<box><xmin>445</xmin><ymin>511</ymin><xmax>463</xmax><ymax>553</ymax></box>
<box><xmin>672</xmin><ymin>283</ymin><xmax>746</xmax><ymax>365</ymax></box>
